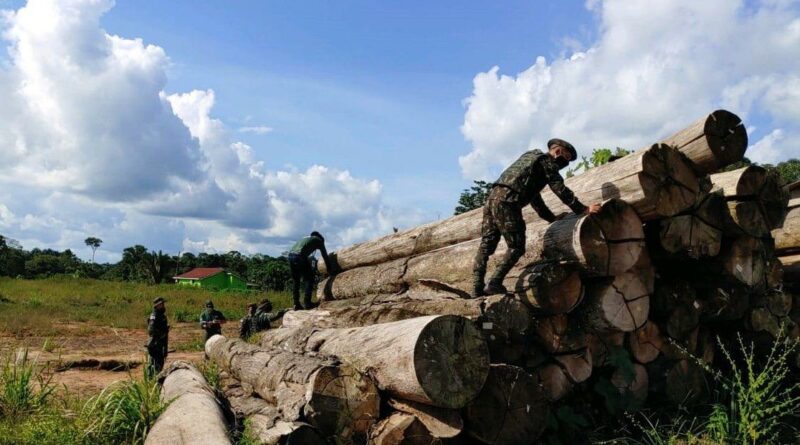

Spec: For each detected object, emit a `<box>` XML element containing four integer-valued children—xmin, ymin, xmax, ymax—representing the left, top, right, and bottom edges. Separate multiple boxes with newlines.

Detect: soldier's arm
<box><xmin>545</xmin><ymin>166</ymin><xmax>587</xmax><ymax>215</ymax></box>
<box><xmin>268</xmin><ymin>310</ymin><xmax>288</xmax><ymax>322</ymax></box>
<box><xmin>147</xmin><ymin>315</ymin><xmax>155</xmax><ymax>337</ymax></box>
<box><xmin>529</xmin><ymin>193</ymin><xmax>557</xmax><ymax>223</ymax></box>
<box><xmin>318</xmin><ymin>244</ymin><xmax>335</xmax><ymax>272</ymax></box>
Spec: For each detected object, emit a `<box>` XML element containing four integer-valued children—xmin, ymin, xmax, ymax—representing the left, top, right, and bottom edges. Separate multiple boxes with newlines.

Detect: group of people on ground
<box><xmin>148</xmin><ymin>137</ymin><xmax>596</xmax><ymax>376</ymax></box>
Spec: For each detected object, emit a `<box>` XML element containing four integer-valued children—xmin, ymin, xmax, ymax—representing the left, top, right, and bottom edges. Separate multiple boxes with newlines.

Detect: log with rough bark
<box><xmin>773</xmin><ymin>201</ymin><xmax>800</xmax><ymax>255</ymax></box>
<box><xmin>319</xmin><ymin>199</ymin><xmax>642</xmax><ymax>301</ymax></box>
<box><xmin>319</xmin><ymin>143</ymin><xmax>696</xmax><ymax>276</ymax></box>
<box><xmin>581</xmin><ymin>272</ymin><xmax>650</xmax><ymax>332</ymax></box>
<box><xmin>388</xmin><ymin>399</ymin><xmax>463</xmax><ymax>439</ymax></box>
<box><xmin>260</xmin><ymin>315</ymin><xmax>490</xmax><ymax>409</ymax></box>
<box><xmin>205</xmin><ymin>335</ymin><xmax>380</xmax><ymax>444</ymax></box>
<box><xmin>219</xmin><ymin>373</ymin><xmax>327</xmax><ymax>445</ymax></box>
<box><xmin>710</xmin><ymin>166</ymin><xmax>789</xmax><ymax>237</ymax></box>
<box><xmin>285</xmin><ymin>291</ymin><xmax>532</xmax><ymax>365</ymax></box>
<box><xmin>369</xmin><ymin>412</ymin><xmax>438</xmax><ymax>445</ymax></box>
<box><xmin>661</xmin><ymin>109</ymin><xmax>748</xmax><ymax>174</ymax></box>
<box><xmin>145</xmin><ymin>361</ymin><xmax>231</xmax><ymax>445</ymax></box>
<box><xmin>463</xmin><ymin>364</ymin><xmax>549</xmax><ymax>445</ymax></box>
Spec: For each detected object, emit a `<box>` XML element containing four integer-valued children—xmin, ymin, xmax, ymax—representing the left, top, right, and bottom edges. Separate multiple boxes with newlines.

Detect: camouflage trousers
<box><xmin>473</xmin><ymin>188</ymin><xmax>527</xmax><ymax>291</ymax></box>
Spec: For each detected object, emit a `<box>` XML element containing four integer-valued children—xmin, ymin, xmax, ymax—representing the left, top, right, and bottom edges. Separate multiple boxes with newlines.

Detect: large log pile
<box><xmin>191</xmin><ymin>110</ymin><xmax>800</xmax><ymax>444</ymax></box>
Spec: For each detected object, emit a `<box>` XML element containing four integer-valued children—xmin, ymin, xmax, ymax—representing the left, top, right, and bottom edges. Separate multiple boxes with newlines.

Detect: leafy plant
<box><xmin>0</xmin><ymin>349</ymin><xmax>56</xmax><ymax>419</ymax></box>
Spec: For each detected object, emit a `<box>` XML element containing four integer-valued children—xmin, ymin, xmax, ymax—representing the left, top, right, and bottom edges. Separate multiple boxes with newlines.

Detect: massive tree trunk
<box><xmin>260</xmin><ymin>315</ymin><xmax>490</xmax><ymax>409</ymax></box>
<box><xmin>710</xmin><ymin>166</ymin><xmax>789</xmax><ymax>237</ymax></box>
<box><xmin>320</xmin><ymin>144</ymin><xmax>694</xmax><ymax>275</ymax></box>
<box><xmin>718</xmin><ymin>236</ymin><xmax>772</xmax><ymax>288</ymax></box>
<box><xmin>205</xmin><ymin>335</ymin><xmax>380</xmax><ymax>445</ymax></box>
<box><xmin>463</xmin><ymin>364</ymin><xmax>549</xmax><ymax>445</ymax></box>
<box><xmin>145</xmin><ymin>361</ymin><xmax>231</xmax><ymax>445</ymax></box>
<box><xmin>284</xmin><ymin>290</ymin><xmax>532</xmax><ymax>364</ymax></box>
<box><xmin>319</xmin><ymin>199</ymin><xmax>643</xmax><ymax>301</ymax></box>
<box><xmin>219</xmin><ymin>373</ymin><xmax>327</xmax><ymax>445</ymax></box>
<box><xmin>660</xmin><ymin>109</ymin><xmax>748</xmax><ymax>174</ymax></box>
<box><xmin>655</xmin><ymin>191</ymin><xmax>725</xmax><ymax>258</ymax></box>
<box><xmin>581</xmin><ymin>272</ymin><xmax>650</xmax><ymax>332</ymax></box>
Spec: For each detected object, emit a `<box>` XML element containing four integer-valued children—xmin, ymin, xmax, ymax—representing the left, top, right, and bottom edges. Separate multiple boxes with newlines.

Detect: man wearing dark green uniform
<box><xmin>253</xmin><ymin>299</ymin><xmax>288</xmax><ymax>332</ymax></box>
<box><xmin>473</xmin><ymin>138</ymin><xmax>602</xmax><ymax>297</ymax></box>
<box><xmin>199</xmin><ymin>300</ymin><xmax>226</xmax><ymax>341</ymax></box>
<box><xmin>239</xmin><ymin>303</ymin><xmax>258</xmax><ymax>340</ymax></box>
<box><xmin>288</xmin><ymin>231</ymin><xmax>335</xmax><ymax>310</ymax></box>
<box><xmin>146</xmin><ymin>297</ymin><xmax>169</xmax><ymax>378</ymax></box>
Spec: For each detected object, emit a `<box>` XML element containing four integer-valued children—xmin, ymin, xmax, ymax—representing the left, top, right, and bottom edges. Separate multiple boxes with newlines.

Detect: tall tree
<box><xmin>84</xmin><ymin>237</ymin><xmax>102</xmax><ymax>263</ymax></box>
<box><xmin>454</xmin><ymin>180</ymin><xmax>493</xmax><ymax>215</ymax></box>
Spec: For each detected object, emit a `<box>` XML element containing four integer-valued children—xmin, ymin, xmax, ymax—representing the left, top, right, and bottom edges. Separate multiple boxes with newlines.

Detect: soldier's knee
<box><xmin>508</xmin><ymin>246</ymin><xmax>525</xmax><ymax>260</ymax></box>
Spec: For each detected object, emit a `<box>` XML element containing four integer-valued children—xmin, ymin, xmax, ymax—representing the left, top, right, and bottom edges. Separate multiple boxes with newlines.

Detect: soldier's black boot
<box><xmin>303</xmin><ymin>300</ymin><xmax>319</xmax><ymax>310</ymax></box>
<box><xmin>293</xmin><ymin>299</ymin><xmax>303</xmax><ymax>311</ymax></box>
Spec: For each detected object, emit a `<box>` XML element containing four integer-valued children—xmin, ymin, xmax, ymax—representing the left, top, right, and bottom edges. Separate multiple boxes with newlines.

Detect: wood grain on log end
<box><xmin>515</xmin><ymin>262</ymin><xmax>584</xmax><ymax>314</ymax></box>
<box><xmin>584</xmin><ymin>273</ymin><xmax>650</xmax><ymax>332</ymax></box>
<box><xmin>639</xmin><ymin>143</ymin><xmax>700</xmax><ymax>217</ymax></box>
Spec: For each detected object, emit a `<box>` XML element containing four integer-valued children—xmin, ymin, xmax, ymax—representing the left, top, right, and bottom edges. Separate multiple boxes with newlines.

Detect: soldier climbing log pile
<box><xmin>156</xmin><ymin>109</ymin><xmax>800</xmax><ymax>445</ymax></box>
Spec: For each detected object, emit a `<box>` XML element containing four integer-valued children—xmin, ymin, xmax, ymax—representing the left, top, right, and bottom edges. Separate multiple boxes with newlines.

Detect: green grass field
<box><xmin>0</xmin><ymin>276</ymin><xmax>293</xmax><ymax>337</ymax></box>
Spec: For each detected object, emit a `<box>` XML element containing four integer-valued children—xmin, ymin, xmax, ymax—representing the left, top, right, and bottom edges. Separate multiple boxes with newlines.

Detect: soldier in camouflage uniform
<box><xmin>199</xmin><ymin>300</ymin><xmax>227</xmax><ymax>341</ymax></box>
<box><xmin>288</xmin><ymin>231</ymin><xmax>336</xmax><ymax>310</ymax></box>
<box><xmin>472</xmin><ymin>138</ymin><xmax>601</xmax><ymax>297</ymax></box>
<box><xmin>146</xmin><ymin>297</ymin><xmax>169</xmax><ymax>378</ymax></box>
<box><xmin>239</xmin><ymin>303</ymin><xmax>258</xmax><ymax>340</ymax></box>
<box><xmin>252</xmin><ymin>299</ymin><xmax>289</xmax><ymax>332</ymax></box>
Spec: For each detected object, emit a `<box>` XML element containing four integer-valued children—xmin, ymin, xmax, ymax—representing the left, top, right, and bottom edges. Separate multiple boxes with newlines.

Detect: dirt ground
<box><xmin>0</xmin><ymin>321</ymin><xmax>239</xmax><ymax>396</ymax></box>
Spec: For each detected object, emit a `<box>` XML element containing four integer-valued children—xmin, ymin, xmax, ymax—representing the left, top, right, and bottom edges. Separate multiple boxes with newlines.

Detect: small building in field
<box><xmin>173</xmin><ymin>267</ymin><xmax>247</xmax><ymax>291</ymax></box>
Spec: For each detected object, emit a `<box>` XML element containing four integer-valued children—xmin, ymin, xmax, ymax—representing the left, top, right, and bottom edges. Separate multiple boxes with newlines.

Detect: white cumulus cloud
<box><xmin>460</xmin><ymin>0</ymin><xmax>800</xmax><ymax>179</ymax></box>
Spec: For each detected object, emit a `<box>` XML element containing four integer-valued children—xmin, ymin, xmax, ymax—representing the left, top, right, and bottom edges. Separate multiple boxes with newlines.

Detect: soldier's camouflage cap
<box><xmin>152</xmin><ymin>297</ymin><xmax>165</xmax><ymax>306</ymax></box>
<box><xmin>547</xmin><ymin>138</ymin><xmax>577</xmax><ymax>159</ymax></box>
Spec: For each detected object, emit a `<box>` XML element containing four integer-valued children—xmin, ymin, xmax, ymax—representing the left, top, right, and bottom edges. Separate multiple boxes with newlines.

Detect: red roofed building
<box><xmin>173</xmin><ymin>267</ymin><xmax>247</xmax><ymax>290</ymax></box>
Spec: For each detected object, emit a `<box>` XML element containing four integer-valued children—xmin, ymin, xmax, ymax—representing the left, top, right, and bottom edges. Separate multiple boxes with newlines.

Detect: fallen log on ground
<box><xmin>660</xmin><ymin>109</ymin><xmax>748</xmax><ymax>174</ymax></box>
<box><xmin>219</xmin><ymin>373</ymin><xmax>326</xmax><ymax>445</ymax></box>
<box><xmin>463</xmin><ymin>364</ymin><xmax>549</xmax><ymax>445</ymax></box>
<box><xmin>710</xmin><ymin>166</ymin><xmax>788</xmax><ymax>237</ymax></box>
<box><xmin>319</xmin><ymin>199</ymin><xmax>642</xmax><ymax>301</ymax></box>
<box><xmin>320</xmin><ymin>142</ymin><xmax>696</xmax><ymax>275</ymax></box>
<box><xmin>205</xmin><ymin>335</ymin><xmax>380</xmax><ymax>444</ymax></box>
<box><xmin>388</xmin><ymin>398</ymin><xmax>463</xmax><ymax>439</ymax></box>
<box><xmin>260</xmin><ymin>315</ymin><xmax>490</xmax><ymax>409</ymax></box>
<box><xmin>580</xmin><ymin>272</ymin><xmax>650</xmax><ymax>332</ymax></box>
<box><xmin>144</xmin><ymin>361</ymin><xmax>231</xmax><ymax>445</ymax></box>
<box><xmin>773</xmin><ymin>199</ymin><xmax>800</xmax><ymax>255</ymax></box>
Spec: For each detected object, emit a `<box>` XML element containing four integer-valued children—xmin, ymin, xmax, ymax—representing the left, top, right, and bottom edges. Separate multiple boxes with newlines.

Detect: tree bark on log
<box><xmin>319</xmin><ymin>199</ymin><xmax>642</xmax><ymax>301</ymax></box>
<box><xmin>581</xmin><ymin>273</ymin><xmax>650</xmax><ymax>332</ymax></box>
<box><xmin>660</xmin><ymin>109</ymin><xmax>748</xmax><ymax>174</ymax></box>
<box><xmin>260</xmin><ymin>315</ymin><xmax>490</xmax><ymax>409</ymax></box>
<box><xmin>319</xmin><ymin>144</ymin><xmax>694</xmax><ymax>275</ymax></box>
<box><xmin>388</xmin><ymin>399</ymin><xmax>463</xmax><ymax>439</ymax></box>
<box><xmin>219</xmin><ymin>373</ymin><xmax>327</xmax><ymax>445</ymax></box>
<box><xmin>710</xmin><ymin>166</ymin><xmax>789</xmax><ymax>237</ymax></box>
<box><xmin>145</xmin><ymin>361</ymin><xmax>232</xmax><ymax>445</ymax></box>
<box><xmin>368</xmin><ymin>412</ymin><xmax>438</xmax><ymax>445</ymax></box>
<box><xmin>205</xmin><ymin>335</ymin><xmax>380</xmax><ymax>444</ymax></box>
<box><xmin>285</xmin><ymin>291</ymin><xmax>532</xmax><ymax>365</ymax></box>
<box><xmin>463</xmin><ymin>364</ymin><xmax>549</xmax><ymax>445</ymax></box>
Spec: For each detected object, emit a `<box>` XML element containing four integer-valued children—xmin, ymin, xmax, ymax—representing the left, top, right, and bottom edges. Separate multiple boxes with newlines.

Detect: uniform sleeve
<box><xmin>529</xmin><ymin>193</ymin><xmax>557</xmax><ymax>223</ymax></box>
<box><xmin>318</xmin><ymin>243</ymin><xmax>333</xmax><ymax>272</ymax></box>
<box><xmin>147</xmin><ymin>315</ymin><xmax>155</xmax><ymax>337</ymax></box>
<box><xmin>545</xmin><ymin>163</ymin><xmax>587</xmax><ymax>214</ymax></box>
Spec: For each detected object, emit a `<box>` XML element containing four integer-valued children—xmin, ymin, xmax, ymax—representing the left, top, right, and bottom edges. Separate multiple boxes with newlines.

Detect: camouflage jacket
<box><xmin>493</xmin><ymin>150</ymin><xmax>587</xmax><ymax>221</ymax></box>
<box><xmin>147</xmin><ymin>310</ymin><xmax>169</xmax><ymax>345</ymax></box>
<box><xmin>200</xmin><ymin>309</ymin><xmax>226</xmax><ymax>333</ymax></box>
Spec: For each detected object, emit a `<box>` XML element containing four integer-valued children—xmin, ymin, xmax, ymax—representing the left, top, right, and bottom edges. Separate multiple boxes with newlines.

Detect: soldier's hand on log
<box><xmin>586</xmin><ymin>203</ymin><xmax>602</xmax><ymax>215</ymax></box>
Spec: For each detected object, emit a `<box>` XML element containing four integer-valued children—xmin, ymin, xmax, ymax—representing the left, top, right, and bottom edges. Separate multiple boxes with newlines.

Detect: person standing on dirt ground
<box><xmin>252</xmin><ymin>299</ymin><xmax>289</xmax><ymax>334</ymax></box>
<box><xmin>288</xmin><ymin>231</ymin><xmax>337</xmax><ymax>310</ymax></box>
<box><xmin>239</xmin><ymin>303</ymin><xmax>258</xmax><ymax>340</ymax></box>
<box><xmin>472</xmin><ymin>138</ymin><xmax>602</xmax><ymax>298</ymax></box>
<box><xmin>200</xmin><ymin>300</ymin><xmax>227</xmax><ymax>341</ymax></box>
<box><xmin>146</xmin><ymin>297</ymin><xmax>169</xmax><ymax>379</ymax></box>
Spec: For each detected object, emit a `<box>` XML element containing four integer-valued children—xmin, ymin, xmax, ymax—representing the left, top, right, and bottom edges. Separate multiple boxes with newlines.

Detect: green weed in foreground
<box><xmin>0</xmin><ymin>349</ymin><xmax>56</xmax><ymax>419</ymax></box>
<box><xmin>625</xmin><ymin>333</ymin><xmax>800</xmax><ymax>445</ymax></box>
<box><xmin>0</xmin><ymin>276</ymin><xmax>292</xmax><ymax>336</ymax></box>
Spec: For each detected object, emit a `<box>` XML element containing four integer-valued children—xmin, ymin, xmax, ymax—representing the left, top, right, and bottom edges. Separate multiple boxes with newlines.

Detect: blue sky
<box><xmin>0</xmin><ymin>0</ymin><xmax>798</xmax><ymax>261</ymax></box>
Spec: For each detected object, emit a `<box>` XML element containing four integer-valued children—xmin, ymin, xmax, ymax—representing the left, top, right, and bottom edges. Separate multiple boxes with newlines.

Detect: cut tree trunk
<box><xmin>611</xmin><ymin>363</ymin><xmax>649</xmax><ymax>408</ymax></box>
<box><xmin>554</xmin><ymin>349</ymin><xmax>593</xmax><ymax>384</ymax></box>
<box><xmin>534</xmin><ymin>314</ymin><xmax>587</xmax><ymax>354</ymax></box>
<box><xmin>696</xmin><ymin>282</ymin><xmax>751</xmax><ymax>322</ymax></box>
<box><xmin>773</xmin><ymin>204</ymin><xmax>800</xmax><ymax>255</ymax></box>
<box><xmin>205</xmin><ymin>335</ymin><xmax>380</xmax><ymax>444</ymax></box>
<box><xmin>260</xmin><ymin>315</ymin><xmax>490</xmax><ymax>409</ymax></box>
<box><xmin>661</xmin><ymin>109</ymin><xmax>748</xmax><ymax>174</ymax></box>
<box><xmin>587</xmin><ymin>332</ymin><xmax>625</xmax><ymax>368</ymax></box>
<box><xmin>780</xmin><ymin>254</ymin><xmax>800</xmax><ymax>283</ymax></box>
<box><xmin>145</xmin><ymin>361</ymin><xmax>231</xmax><ymax>445</ymax></box>
<box><xmin>535</xmin><ymin>363</ymin><xmax>573</xmax><ymax>402</ymax></box>
<box><xmin>581</xmin><ymin>273</ymin><xmax>650</xmax><ymax>332</ymax></box>
<box><xmin>369</xmin><ymin>412</ymin><xmax>438</xmax><ymax>445</ymax></box>
<box><xmin>656</xmin><ymin>191</ymin><xmax>725</xmax><ymax>258</ymax></box>
<box><xmin>463</xmin><ymin>364</ymin><xmax>549</xmax><ymax>445</ymax></box>
<box><xmin>319</xmin><ymin>143</ymin><xmax>695</xmax><ymax>275</ymax></box>
<box><xmin>718</xmin><ymin>236</ymin><xmax>771</xmax><ymax>288</ymax></box>
<box><xmin>319</xmin><ymin>199</ymin><xmax>643</xmax><ymax>301</ymax></box>
<box><xmin>710</xmin><ymin>166</ymin><xmax>789</xmax><ymax>237</ymax></box>
<box><xmin>219</xmin><ymin>373</ymin><xmax>327</xmax><ymax>445</ymax></box>
<box><xmin>628</xmin><ymin>321</ymin><xmax>663</xmax><ymax>364</ymax></box>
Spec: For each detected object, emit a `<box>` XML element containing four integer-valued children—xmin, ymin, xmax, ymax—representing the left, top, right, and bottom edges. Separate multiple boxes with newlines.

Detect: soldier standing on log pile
<box><xmin>146</xmin><ymin>297</ymin><xmax>169</xmax><ymax>378</ymax></box>
<box><xmin>472</xmin><ymin>138</ymin><xmax>602</xmax><ymax>297</ymax></box>
<box><xmin>199</xmin><ymin>300</ymin><xmax>227</xmax><ymax>341</ymax></box>
<box><xmin>288</xmin><ymin>231</ymin><xmax>337</xmax><ymax>310</ymax></box>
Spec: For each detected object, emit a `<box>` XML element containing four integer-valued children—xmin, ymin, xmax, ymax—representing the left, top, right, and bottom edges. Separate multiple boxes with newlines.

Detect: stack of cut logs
<box><xmin>154</xmin><ymin>110</ymin><xmax>800</xmax><ymax>445</ymax></box>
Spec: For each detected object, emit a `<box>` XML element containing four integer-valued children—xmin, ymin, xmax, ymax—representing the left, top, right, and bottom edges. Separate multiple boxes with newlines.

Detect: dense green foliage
<box><xmin>0</xmin><ymin>234</ymin><xmax>295</xmax><ymax>292</ymax></box>
<box><xmin>454</xmin><ymin>180</ymin><xmax>493</xmax><ymax>215</ymax></box>
<box><xmin>722</xmin><ymin>157</ymin><xmax>800</xmax><ymax>185</ymax></box>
